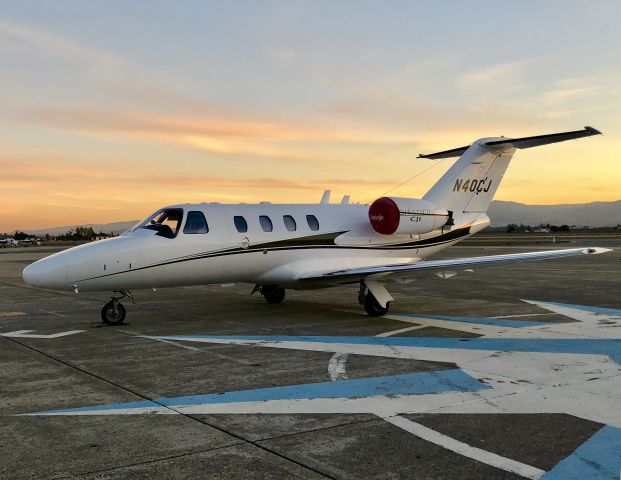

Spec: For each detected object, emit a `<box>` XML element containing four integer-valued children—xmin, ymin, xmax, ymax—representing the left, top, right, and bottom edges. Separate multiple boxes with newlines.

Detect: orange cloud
<box><xmin>14</xmin><ymin>107</ymin><xmax>419</xmax><ymax>162</ymax></box>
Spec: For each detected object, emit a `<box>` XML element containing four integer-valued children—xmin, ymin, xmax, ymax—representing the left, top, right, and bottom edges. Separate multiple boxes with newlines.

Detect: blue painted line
<box><xmin>541</xmin><ymin>425</ymin><xmax>621</xmax><ymax>480</ymax></box>
<box><xmin>32</xmin><ymin>368</ymin><xmax>488</xmax><ymax>414</ymax></box>
<box><xmin>543</xmin><ymin>301</ymin><xmax>621</xmax><ymax>317</ymax></box>
<box><xmin>155</xmin><ymin>335</ymin><xmax>621</xmax><ymax>365</ymax></box>
<box><xmin>398</xmin><ymin>313</ymin><xmax>546</xmax><ymax>328</ymax></box>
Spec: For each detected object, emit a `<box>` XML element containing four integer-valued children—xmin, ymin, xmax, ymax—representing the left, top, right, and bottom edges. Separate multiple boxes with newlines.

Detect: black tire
<box><xmin>101</xmin><ymin>301</ymin><xmax>126</xmax><ymax>325</ymax></box>
<box><xmin>262</xmin><ymin>285</ymin><xmax>285</xmax><ymax>304</ymax></box>
<box><xmin>364</xmin><ymin>294</ymin><xmax>389</xmax><ymax>317</ymax></box>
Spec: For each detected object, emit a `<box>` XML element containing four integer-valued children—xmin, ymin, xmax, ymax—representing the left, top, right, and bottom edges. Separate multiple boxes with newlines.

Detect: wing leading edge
<box><xmin>299</xmin><ymin>247</ymin><xmax>611</xmax><ymax>282</ymax></box>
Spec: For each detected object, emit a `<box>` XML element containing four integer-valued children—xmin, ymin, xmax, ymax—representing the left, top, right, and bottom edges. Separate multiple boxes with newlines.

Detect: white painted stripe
<box><xmin>328</xmin><ymin>320</ymin><xmax>426</xmax><ymax>381</ymax></box>
<box><xmin>385</xmin><ymin>315</ymin><xmax>433</xmax><ymax>326</ymax></box>
<box><xmin>382</xmin><ymin>415</ymin><xmax>545</xmax><ymax>480</ymax></box>
<box><xmin>1</xmin><ymin>329</ymin><xmax>84</xmax><ymax>339</ymax></box>
<box><xmin>144</xmin><ymin>336</ymin><xmax>201</xmax><ymax>351</ymax></box>
<box><xmin>491</xmin><ymin>313</ymin><xmax>554</xmax><ymax>319</ymax></box>
<box><xmin>119</xmin><ymin>330</ymin><xmax>200</xmax><ymax>351</ymax></box>
<box><xmin>375</xmin><ymin>325</ymin><xmax>427</xmax><ymax>337</ymax></box>
<box><xmin>39</xmin><ymin>310</ymin><xmax>65</xmax><ymax>317</ymax></box>
<box><xmin>386</xmin><ymin>314</ymin><xmax>508</xmax><ymax>335</ymax></box>
<box><xmin>327</xmin><ymin>353</ymin><xmax>349</xmax><ymax>381</ymax></box>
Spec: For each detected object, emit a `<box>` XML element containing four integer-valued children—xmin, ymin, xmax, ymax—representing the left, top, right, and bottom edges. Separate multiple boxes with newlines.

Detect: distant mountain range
<box><xmin>488</xmin><ymin>200</ymin><xmax>621</xmax><ymax>227</ymax></box>
<box><xmin>18</xmin><ymin>200</ymin><xmax>621</xmax><ymax>235</ymax></box>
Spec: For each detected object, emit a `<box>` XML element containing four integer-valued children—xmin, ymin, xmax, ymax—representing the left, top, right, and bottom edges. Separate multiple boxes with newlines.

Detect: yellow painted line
<box><xmin>0</xmin><ymin>311</ymin><xmax>27</xmax><ymax>317</ymax></box>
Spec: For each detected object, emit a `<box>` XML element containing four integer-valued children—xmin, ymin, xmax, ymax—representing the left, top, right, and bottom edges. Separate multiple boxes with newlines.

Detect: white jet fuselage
<box><xmin>22</xmin><ymin>126</ymin><xmax>605</xmax><ymax>319</ymax></box>
<box><xmin>23</xmin><ymin>203</ymin><xmax>489</xmax><ymax>292</ymax></box>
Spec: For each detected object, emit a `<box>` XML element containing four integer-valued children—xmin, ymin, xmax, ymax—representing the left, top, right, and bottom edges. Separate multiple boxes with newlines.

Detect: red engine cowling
<box><xmin>368</xmin><ymin>197</ymin><xmax>449</xmax><ymax>235</ymax></box>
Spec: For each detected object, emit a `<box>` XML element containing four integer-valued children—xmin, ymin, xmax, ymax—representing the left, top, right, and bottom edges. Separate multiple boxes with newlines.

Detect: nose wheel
<box><xmin>101</xmin><ymin>291</ymin><xmax>132</xmax><ymax>325</ymax></box>
<box><xmin>101</xmin><ymin>301</ymin><xmax>126</xmax><ymax>325</ymax></box>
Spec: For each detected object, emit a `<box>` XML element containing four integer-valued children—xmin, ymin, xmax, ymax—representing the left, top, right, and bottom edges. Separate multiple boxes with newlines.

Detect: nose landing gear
<box><xmin>101</xmin><ymin>291</ymin><xmax>133</xmax><ymax>325</ymax></box>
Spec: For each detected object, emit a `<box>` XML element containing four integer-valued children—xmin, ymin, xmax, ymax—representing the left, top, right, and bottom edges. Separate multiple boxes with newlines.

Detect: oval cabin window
<box><xmin>283</xmin><ymin>215</ymin><xmax>297</xmax><ymax>231</ymax></box>
<box><xmin>259</xmin><ymin>215</ymin><xmax>273</xmax><ymax>232</ymax></box>
<box><xmin>234</xmin><ymin>216</ymin><xmax>248</xmax><ymax>233</ymax></box>
<box><xmin>306</xmin><ymin>214</ymin><xmax>319</xmax><ymax>231</ymax></box>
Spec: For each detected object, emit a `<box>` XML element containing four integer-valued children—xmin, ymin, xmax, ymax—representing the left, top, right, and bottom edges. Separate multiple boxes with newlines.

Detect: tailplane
<box><xmin>421</xmin><ymin>126</ymin><xmax>601</xmax><ymax>218</ymax></box>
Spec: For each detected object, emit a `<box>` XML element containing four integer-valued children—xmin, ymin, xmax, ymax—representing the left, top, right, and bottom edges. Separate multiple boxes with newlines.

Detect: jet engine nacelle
<box><xmin>368</xmin><ymin>197</ymin><xmax>450</xmax><ymax>235</ymax></box>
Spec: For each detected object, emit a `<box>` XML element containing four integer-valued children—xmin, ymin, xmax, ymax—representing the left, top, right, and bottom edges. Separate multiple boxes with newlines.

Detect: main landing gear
<box><xmin>101</xmin><ymin>291</ymin><xmax>133</xmax><ymax>326</ymax></box>
<box><xmin>359</xmin><ymin>280</ymin><xmax>393</xmax><ymax>317</ymax></box>
<box><xmin>260</xmin><ymin>284</ymin><xmax>286</xmax><ymax>304</ymax></box>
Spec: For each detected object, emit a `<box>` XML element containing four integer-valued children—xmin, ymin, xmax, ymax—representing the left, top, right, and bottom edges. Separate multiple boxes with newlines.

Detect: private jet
<box><xmin>0</xmin><ymin>237</ymin><xmax>19</xmax><ymax>247</ymax></box>
<box><xmin>22</xmin><ymin>126</ymin><xmax>609</xmax><ymax>325</ymax></box>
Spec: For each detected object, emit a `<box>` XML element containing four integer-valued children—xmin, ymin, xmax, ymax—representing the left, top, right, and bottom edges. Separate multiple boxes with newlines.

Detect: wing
<box><xmin>299</xmin><ymin>247</ymin><xmax>611</xmax><ymax>282</ymax></box>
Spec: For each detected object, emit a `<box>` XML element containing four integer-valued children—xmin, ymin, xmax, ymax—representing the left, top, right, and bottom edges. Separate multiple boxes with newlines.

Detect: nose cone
<box><xmin>23</xmin><ymin>255</ymin><xmax>69</xmax><ymax>290</ymax></box>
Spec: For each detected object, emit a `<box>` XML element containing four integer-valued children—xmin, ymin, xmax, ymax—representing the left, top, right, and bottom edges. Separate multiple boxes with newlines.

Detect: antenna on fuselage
<box><xmin>341</xmin><ymin>195</ymin><xmax>350</xmax><ymax>205</ymax></box>
<box><xmin>320</xmin><ymin>190</ymin><xmax>331</xmax><ymax>204</ymax></box>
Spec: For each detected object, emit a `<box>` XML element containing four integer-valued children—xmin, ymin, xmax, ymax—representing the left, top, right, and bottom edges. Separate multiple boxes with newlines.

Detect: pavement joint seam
<box><xmin>3</xmin><ymin>335</ymin><xmax>337</xmax><ymax>480</ymax></box>
<box><xmin>241</xmin><ymin>415</ymin><xmax>383</xmax><ymax>444</ymax></box>
<box><xmin>47</xmin><ymin>442</ymin><xmax>254</xmax><ymax>480</ymax></box>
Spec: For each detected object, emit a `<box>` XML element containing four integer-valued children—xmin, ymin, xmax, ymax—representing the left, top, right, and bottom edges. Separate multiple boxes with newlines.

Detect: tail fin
<box><xmin>421</xmin><ymin>126</ymin><xmax>601</xmax><ymax>217</ymax></box>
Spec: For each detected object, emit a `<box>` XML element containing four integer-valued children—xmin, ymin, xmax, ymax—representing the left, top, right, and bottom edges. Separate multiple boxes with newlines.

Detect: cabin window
<box><xmin>234</xmin><ymin>216</ymin><xmax>248</xmax><ymax>233</ymax></box>
<box><xmin>283</xmin><ymin>215</ymin><xmax>296</xmax><ymax>232</ymax></box>
<box><xmin>183</xmin><ymin>211</ymin><xmax>209</xmax><ymax>234</ymax></box>
<box><xmin>306</xmin><ymin>214</ymin><xmax>319</xmax><ymax>231</ymax></box>
<box><xmin>140</xmin><ymin>208</ymin><xmax>183</xmax><ymax>239</ymax></box>
<box><xmin>259</xmin><ymin>215</ymin><xmax>273</xmax><ymax>232</ymax></box>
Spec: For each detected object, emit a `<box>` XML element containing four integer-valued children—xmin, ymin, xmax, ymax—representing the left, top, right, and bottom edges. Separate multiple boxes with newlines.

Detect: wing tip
<box><xmin>582</xmin><ymin>247</ymin><xmax>613</xmax><ymax>255</ymax></box>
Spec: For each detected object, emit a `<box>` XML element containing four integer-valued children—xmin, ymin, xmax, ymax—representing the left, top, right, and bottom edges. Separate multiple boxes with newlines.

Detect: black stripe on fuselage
<box><xmin>74</xmin><ymin>227</ymin><xmax>471</xmax><ymax>283</ymax></box>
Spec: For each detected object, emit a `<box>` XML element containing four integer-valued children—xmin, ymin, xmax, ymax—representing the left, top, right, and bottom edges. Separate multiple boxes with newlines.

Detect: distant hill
<box><xmin>24</xmin><ymin>220</ymin><xmax>139</xmax><ymax>237</ymax></box>
<box><xmin>488</xmin><ymin>200</ymin><xmax>621</xmax><ymax>227</ymax></box>
<box><xmin>18</xmin><ymin>200</ymin><xmax>621</xmax><ymax>235</ymax></box>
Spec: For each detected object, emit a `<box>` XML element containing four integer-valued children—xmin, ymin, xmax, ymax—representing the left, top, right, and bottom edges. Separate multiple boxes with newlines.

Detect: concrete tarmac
<box><xmin>1</xmin><ymin>238</ymin><xmax>620</xmax><ymax>479</ymax></box>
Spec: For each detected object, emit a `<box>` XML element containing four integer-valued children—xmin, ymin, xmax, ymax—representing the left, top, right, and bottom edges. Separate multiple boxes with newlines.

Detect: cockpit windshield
<box><xmin>135</xmin><ymin>208</ymin><xmax>184</xmax><ymax>239</ymax></box>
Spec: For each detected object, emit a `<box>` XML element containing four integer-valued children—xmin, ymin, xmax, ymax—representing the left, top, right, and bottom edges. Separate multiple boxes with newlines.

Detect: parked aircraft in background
<box><xmin>19</xmin><ymin>238</ymin><xmax>41</xmax><ymax>247</ymax></box>
<box><xmin>0</xmin><ymin>237</ymin><xmax>19</xmax><ymax>247</ymax></box>
<box><xmin>23</xmin><ymin>127</ymin><xmax>608</xmax><ymax>325</ymax></box>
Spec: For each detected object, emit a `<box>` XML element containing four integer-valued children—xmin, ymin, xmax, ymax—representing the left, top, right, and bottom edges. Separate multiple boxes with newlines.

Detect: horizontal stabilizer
<box><xmin>417</xmin><ymin>145</ymin><xmax>470</xmax><ymax>160</ymax></box>
<box><xmin>418</xmin><ymin>126</ymin><xmax>601</xmax><ymax>159</ymax></box>
<box><xmin>484</xmin><ymin>126</ymin><xmax>601</xmax><ymax>150</ymax></box>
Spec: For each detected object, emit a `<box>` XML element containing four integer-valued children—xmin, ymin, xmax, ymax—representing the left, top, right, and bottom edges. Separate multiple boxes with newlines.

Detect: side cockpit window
<box><xmin>140</xmin><ymin>208</ymin><xmax>184</xmax><ymax>239</ymax></box>
<box><xmin>183</xmin><ymin>211</ymin><xmax>209</xmax><ymax>234</ymax></box>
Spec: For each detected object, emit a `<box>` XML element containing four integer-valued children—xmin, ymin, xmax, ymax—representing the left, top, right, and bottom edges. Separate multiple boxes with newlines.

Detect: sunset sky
<box><xmin>1</xmin><ymin>1</ymin><xmax>620</xmax><ymax>231</ymax></box>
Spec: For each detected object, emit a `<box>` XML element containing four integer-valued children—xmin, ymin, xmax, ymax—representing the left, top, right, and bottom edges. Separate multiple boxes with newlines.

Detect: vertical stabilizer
<box><xmin>420</xmin><ymin>127</ymin><xmax>601</xmax><ymax>219</ymax></box>
<box><xmin>422</xmin><ymin>141</ymin><xmax>515</xmax><ymax>216</ymax></box>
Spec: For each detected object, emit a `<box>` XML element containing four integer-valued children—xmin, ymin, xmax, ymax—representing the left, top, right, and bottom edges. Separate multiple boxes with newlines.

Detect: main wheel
<box><xmin>262</xmin><ymin>285</ymin><xmax>285</xmax><ymax>304</ymax></box>
<box><xmin>101</xmin><ymin>301</ymin><xmax>126</xmax><ymax>325</ymax></box>
<box><xmin>364</xmin><ymin>294</ymin><xmax>389</xmax><ymax>317</ymax></box>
